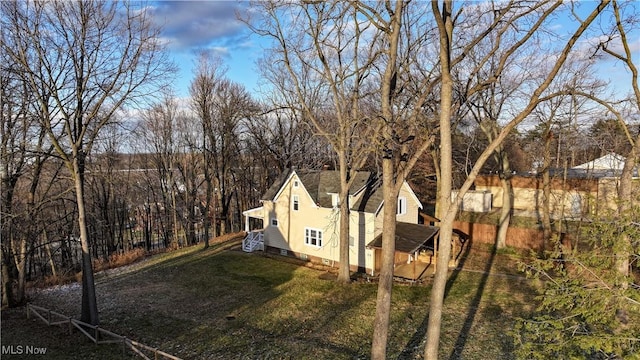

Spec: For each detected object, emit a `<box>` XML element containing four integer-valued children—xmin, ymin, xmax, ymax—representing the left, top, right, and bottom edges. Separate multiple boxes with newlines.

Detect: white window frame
<box><xmin>397</xmin><ymin>196</ymin><xmax>407</xmax><ymax>215</ymax></box>
<box><xmin>271</xmin><ymin>218</ymin><xmax>278</xmax><ymax>227</ymax></box>
<box><xmin>304</xmin><ymin>227</ymin><xmax>323</xmax><ymax>248</ymax></box>
<box><xmin>293</xmin><ymin>179</ymin><xmax>299</xmax><ymax>188</ymax></box>
<box><xmin>292</xmin><ymin>195</ymin><xmax>299</xmax><ymax>211</ymax></box>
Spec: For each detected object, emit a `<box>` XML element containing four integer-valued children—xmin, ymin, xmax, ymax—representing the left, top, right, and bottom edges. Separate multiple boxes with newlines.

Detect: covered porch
<box><xmin>242</xmin><ymin>206</ymin><xmax>264</xmax><ymax>232</ymax></box>
<box><xmin>367</xmin><ymin>222</ymin><xmax>440</xmax><ymax>281</ymax></box>
<box><xmin>242</xmin><ymin>207</ymin><xmax>265</xmax><ymax>253</ymax></box>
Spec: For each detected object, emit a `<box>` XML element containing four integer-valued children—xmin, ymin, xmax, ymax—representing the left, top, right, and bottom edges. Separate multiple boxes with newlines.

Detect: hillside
<box><xmin>2</xmin><ymin>240</ymin><xmax>536</xmax><ymax>359</ymax></box>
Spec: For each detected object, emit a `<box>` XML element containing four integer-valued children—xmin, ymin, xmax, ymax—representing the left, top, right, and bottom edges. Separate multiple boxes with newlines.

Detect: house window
<box><xmin>397</xmin><ymin>197</ymin><xmax>407</xmax><ymax>215</ymax></box>
<box><xmin>292</xmin><ymin>195</ymin><xmax>299</xmax><ymax>211</ymax></box>
<box><xmin>305</xmin><ymin>228</ymin><xmax>323</xmax><ymax>248</ymax></box>
<box><xmin>271</xmin><ymin>218</ymin><xmax>278</xmax><ymax>227</ymax></box>
<box><xmin>293</xmin><ymin>180</ymin><xmax>299</xmax><ymax>188</ymax></box>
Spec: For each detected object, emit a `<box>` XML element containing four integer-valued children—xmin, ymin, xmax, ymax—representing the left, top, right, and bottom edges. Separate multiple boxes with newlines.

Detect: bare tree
<box><xmin>1</xmin><ymin>26</ymin><xmax>67</xmax><ymax>306</ymax></box>
<box><xmin>85</xmin><ymin>123</ymin><xmax>135</xmax><ymax>258</ymax></box>
<box><xmin>463</xmin><ymin>59</ymin><xmax>522</xmax><ymax>249</ymax></box>
<box><xmin>0</xmin><ymin>50</ymin><xmax>35</xmax><ymax>307</ymax></box>
<box><xmin>588</xmin><ymin>118</ymin><xmax>635</xmax><ymax>156</ymax></box>
<box><xmin>594</xmin><ymin>0</ymin><xmax>638</xmax><ymax>283</ymax></box>
<box><xmin>135</xmin><ymin>94</ymin><xmax>182</xmax><ymax>249</ymax></box>
<box><xmin>301</xmin><ymin>1</ymin><xmax>442</xmax><ymax>356</ymax></box>
<box><xmin>248</xmin><ymin>56</ymin><xmax>332</xmax><ymax>174</ymax></box>
<box><xmin>190</xmin><ymin>55</ymin><xmax>256</xmax><ymax>240</ymax></box>
<box><xmin>190</xmin><ymin>53</ymin><xmax>225</xmax><ymax>247</ymax></box>
<box><xmin>1</xmin><ymin>0</ymin><xmax>173</xmax><ymax>324</ymax></box>
<box><xmin>210</xmin><ymin>79</ymin><xmax>255</xmax><ymax>235</ymax></box>
<box><xmin>171</xmin><ymin>111</ymin><xmax>206</xmax><ymax>246</ymax></box>
<box><xmin>243</xmin><ymin>101</ymin><xmax>334</xmax><ymax>217</ymax></box>
<box><xmin>425</xmin><ymin>1</ymin><xmax>610</xmax><ymax>358</ymax></box>
<box><xmin>247</xmin><ymin>1</ymin><xmax>390</xmax><ymax>283</ymax></box>
<box><xmin>533</xmin><ymin>100</ymin><xmax>566</xmax><ymax>246</ymax></box>
<box><xmin>513</xmin><ymin>4</ymin><xmax>640</xmax><ymax>355</ymax></box>
<box><xmin>247</xmin><ymin>1</ymin><xmax>610</xmax><ymax>357</ymax></box>
<box><xmin>0</xmin><ymin>87</ymin><xmax>55</xmax><ymax>306</ymax></box>
<box><xmin>250</xmin><ymin>0</ymin><xmax>437</xmax><ymax>353</ymax></box>
<box><xmin>245</xmin><ymin>107</ymin><xmax>325</xmax><ymax>169</ymax></box>
<box><xmin>570</xmin><ymin>0</ymin><xmax>640</xmax><ymax>284</ymax></box>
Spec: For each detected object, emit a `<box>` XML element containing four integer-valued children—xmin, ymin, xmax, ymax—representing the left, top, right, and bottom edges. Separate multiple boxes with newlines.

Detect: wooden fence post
<box><xmin>26</xmin><ymin>304</ymin><xmax>183</xmax><ymax>359</ymax></box>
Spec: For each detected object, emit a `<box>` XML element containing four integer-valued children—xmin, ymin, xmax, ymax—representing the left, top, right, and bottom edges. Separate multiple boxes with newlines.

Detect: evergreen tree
<box><xmin>513</xmin><ymin>206</ymin><xmax>640</xmax><ymax>359</ymax></box>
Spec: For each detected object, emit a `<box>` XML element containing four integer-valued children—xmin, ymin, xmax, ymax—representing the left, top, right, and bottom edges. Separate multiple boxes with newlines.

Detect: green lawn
<box><xmin>1</xmin><ymin>242</ymin><xmax>538</xmax><ymax>359</ymax></box>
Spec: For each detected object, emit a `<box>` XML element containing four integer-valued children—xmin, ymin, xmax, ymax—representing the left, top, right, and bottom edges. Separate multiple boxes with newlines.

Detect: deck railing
<box><xmin>242</xmin><ymin>230</ymin><xmax>264</xmax><ymax>252</ymax></box>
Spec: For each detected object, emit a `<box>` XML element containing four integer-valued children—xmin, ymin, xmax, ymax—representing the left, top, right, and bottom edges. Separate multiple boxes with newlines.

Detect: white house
<box><xmin>242</xmin><ymin>169</ymin><xmax>438</xmax><ymax>278</ymax></box>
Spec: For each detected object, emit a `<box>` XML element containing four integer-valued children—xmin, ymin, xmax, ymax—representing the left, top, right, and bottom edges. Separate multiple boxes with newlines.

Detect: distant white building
<box><xmin>474</xmin><ymin>153</ymin><xmax>639</xmax><ymax>219</ymax></box>
<box><xmin>573</xmin><ymin>153</ymin><xmax>627</xmax><ymax>172</ymax></box>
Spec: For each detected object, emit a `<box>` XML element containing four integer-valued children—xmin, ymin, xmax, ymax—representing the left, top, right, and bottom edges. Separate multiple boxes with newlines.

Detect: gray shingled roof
<box><xmin>261</xmin><ymin>170</ymin><xmax>292</xmax><ymax>201</ymax></box>
<box><xmin>367</xmin><ymin>223</ymin><xmax>439</xmax><ymax>253</ymax></box>
<box><xmin>312</xmin><ymin>170</ymin><xmax>373</xmax><ymax>208</ymax></box>
<box><xmin>261</xmin><ymin>169</ymin><xmax>383</xmax><ymax>211</ymax></box>
<box><xmin>351</xmin><ymin>176</ymin><xmax>383</xmax><ymax>213</ymax></box>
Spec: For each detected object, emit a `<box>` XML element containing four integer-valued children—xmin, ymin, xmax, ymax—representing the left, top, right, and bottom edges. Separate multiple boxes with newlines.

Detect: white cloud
<box><xmin>149</xmin><ymin>1</ymin><xmax>250</xmax><ymax>51</ymax></box>
<box><xmin>204</xmin><ymin>46</ymin><xmax>230</xmax><ymax>58</ymax></box>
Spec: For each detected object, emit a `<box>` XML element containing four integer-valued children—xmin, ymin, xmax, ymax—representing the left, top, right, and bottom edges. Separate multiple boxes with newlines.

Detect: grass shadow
<box><xmin>397</xmin><ymin>234</ymin><xmax>472</xmax><ymax>360</ymax></box>
<box><xmin>448</xmin><ymin>242</ymin><xmax>497</xmax><ymax>359</ymax></box>
<box><xmin>396</xmin><ymin>309</ymin><xmax>430</xmax><ymax>359</ymax></box>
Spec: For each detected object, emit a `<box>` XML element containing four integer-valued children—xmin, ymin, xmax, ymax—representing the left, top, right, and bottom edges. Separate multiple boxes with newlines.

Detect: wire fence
<box><xmin>26</xmin><ymin>303</ymin><xmax>182</xmax><ymax>360</ymax></box>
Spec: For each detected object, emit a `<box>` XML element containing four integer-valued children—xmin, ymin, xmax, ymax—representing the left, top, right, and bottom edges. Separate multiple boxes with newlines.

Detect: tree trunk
<box><xmin>496</xmin><ymin>157</ymin><xmax>513</xmax><ymax>248</ymax></box>
<box><xmin>371</xmin><ymin>158</ymin><xmax>399</xmax><ymax>360</ymax></box>
<box><xmin>337</xmin><ymin>150</ymin><xmax>351</xmax><ymax>283</ymax></box>
<box><xmin>203</xmin><ymin>149</ymin><xmax>212</xmax><ymax>249</ymax></box>
<box><xmin>203</xmin><ymin>200</ymin><xmax>210</xmax><ymax>249</ymax></box>
<box><xmin>542</xmin><ymin>126</ymin><xmax>553</xmax><ymax>250</ymax></box>
<box><xmin>15</xmin><ymin>238</ymin><xmax>27</xmax><ymax>305</ymax></box>
<box><xmin>74</xmin><ymin>155</ymin><xmax>99</xmax><ymax>325</ymax></box>
<box><xmin>496</xmin><ymin>177</ymin><xmax>513</xmax><ymax>248</ymax></box>
<box><xmin>615</xmin><ymin>136</ymin><xmax>638</xmax><ymax>281</ymax></box>
<box><xmin>425</xmin><ymin>2</ymin><xmax>453</xmax><ymax>358</ymax></box>
<box><xmin>171</xmin><ymin>181</ymin><xmax>180</xmax><ymax>249</ymax></box>
<box><xmin>479</xmin><ymin>126</ymin><xmax>513</xmax><ymax>249</ymax></box>
<box><xmin>431</xmin><ymin>148</ymin><xmax>442</xmax><ymax>221</ymax></box>
<box><xmin>219</xmin><ymin>194</ymin><xmax>227</xmax><ymax>236</ymax></box>
<box><xmin>371</xmin><ymin>2</ymin><xmax>405</xmax><ymax>357</ymax></box>
<box><xmin>337</xmin><ymin>185</ymin><xmax>351</xmax><ymax>283</ymax></box>
<box><xmin>1</xmin><ymin>247</ymin><xmax>15</xmax><ymax>308</ymax></box>
<box><xmin>44</xmin><ymin>232</ymin><xmax>58</xmax><ymax>278</ymax></box>
<box><xmin>212</xmin><ymin>189</ymin><xmax>218</xmax><ymax>240</ymax></box>
<box><xmin>46</xmin><ymin>244</ymin><xmax>58</xmax><ymax>278</ymax></box>
<box><xmin>1</xmin><ymin>174</ymin><xmax>18</xmax><ymax>308</ymax></box>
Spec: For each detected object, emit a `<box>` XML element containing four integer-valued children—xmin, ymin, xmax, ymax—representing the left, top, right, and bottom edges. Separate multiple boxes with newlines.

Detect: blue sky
<box><xmin>147</xmin><ymin>1</ymin><xmax>638</xmax><ymax>101</ymax></box>
<box><xmin>147</xmin><ymin>1</ymin><xmax>261</xmax><ymax>97</ymax></box>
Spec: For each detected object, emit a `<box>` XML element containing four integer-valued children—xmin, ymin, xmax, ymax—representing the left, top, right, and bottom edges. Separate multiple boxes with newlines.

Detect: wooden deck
<box><xmin>393</xmin><ymin>260</ymin><xmax>436</xmax><ymax>281</ymax></box>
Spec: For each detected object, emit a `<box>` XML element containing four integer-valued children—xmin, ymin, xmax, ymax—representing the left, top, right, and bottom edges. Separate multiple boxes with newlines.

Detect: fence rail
<box><xmin>26</xmin><ymin>303</ymin><xmax>182</xmax><ymax>360</ymax></box>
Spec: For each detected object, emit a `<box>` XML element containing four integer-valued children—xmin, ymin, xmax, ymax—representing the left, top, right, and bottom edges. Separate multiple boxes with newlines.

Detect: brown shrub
<box><xmin>39</xmin><ymin>272</ymin><xmax>80</xmax><ymax>288</ymax></box>
<box><xmin>93</xmin><ymin>248</ymin><xmax>147</xmax><ymax>272</ymax></box>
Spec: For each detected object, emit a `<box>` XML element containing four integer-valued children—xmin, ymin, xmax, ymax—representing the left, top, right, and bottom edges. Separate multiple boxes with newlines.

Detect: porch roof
<box><xmin>242</xmin><ymin>207</ymin><xmax>264</xmax><ymax>219</ymax></box>
<box><xmin>367</xmin><ymin>222</ymin><xmax>439</xmax><ymax>254</ymax></box>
